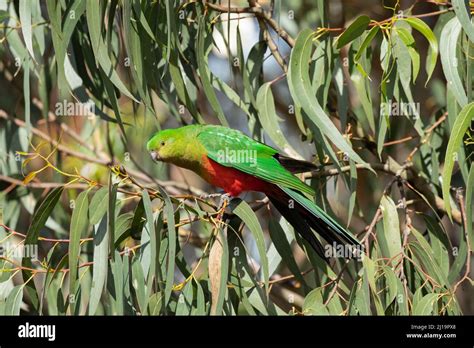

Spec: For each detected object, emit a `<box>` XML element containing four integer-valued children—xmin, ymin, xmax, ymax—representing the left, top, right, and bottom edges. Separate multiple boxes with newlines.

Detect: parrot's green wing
<box><xmin>197</xmin><ymin>125</ymin><xmax>315</xmax><ymax>196</ymax></box>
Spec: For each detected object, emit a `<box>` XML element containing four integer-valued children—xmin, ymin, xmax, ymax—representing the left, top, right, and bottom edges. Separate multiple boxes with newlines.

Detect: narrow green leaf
<box><xmin>378</xmin><ymin>195</ymin><xmax>403</xmax><ymax>269</ymax></box>
<box><xmin>424</xmin><ymin>215</ymin><xmax>450</xmax><ymax>278</ymax></box>
<box><xmin>22</xmin><ymin>57</ymin><xmax>30</xmax><ymax>141</ymax></box>
<box><xmin>89</xmin><ymin>217</ymin><xmax>108</xmax><ymax>315</ymax></box>
<box><xmin>354</xmin><ymin>278</ymin><xmax>371</xmax><ymax>315</ymax></box>
<box><xmin>211</xmin><ymin>227</ymin><xmax>229</xmax><ymax>315</ymax></box>
<box><xmin>168</xmin><ymin>50</ymin><xmax>201</xmax><ymax>122</ymax></box>
<box><xmin>68</xmin><ymin>190</ymin><xmax>89</xmax><ymax>308</ymax></box>
<box><xmin>5</xmin><ymin>285</ymin><xmax>23</xmax><ymax>315</ymax></box>
<box><xmin>129</xmin><ymin>198</ymin><xmax>145</xmax><ymax>238</ymax></box>
<box><xmin>243</xmin><ymin>41</ymin><xmax>266</xmax><ymax>108</ymax></box>
<box><xmin>337</xmin><ymin>15</ymin><xmax>371</xmax><ymax>49</ymax></box>
<box><xmin>351</xmin><ymin>54</ymin><xmax>375</xmax><ymax>133</ymax></box>
<box><xmin>452</xmin><ymin>0</ymin><xmax>474</xmax><ymax>43</ymax></box>
<box><xmin>131</xmin><ymin>258</ymin><xmax>148</xmax><ymax>314</ymax></box>
<box><xmin>289</xmin><ymin>29</ymin><xmax>370</xmax><ymax>168</ymax></box>
<box><xmin>412</xmin><ymin>293</ymin><xmax>439</xmax><ymax>315</ymax></box>
<box><xmin>448</xmin><ymin>235</ymin><xmax>468</xmax><ymax>284</ymax></box>
<box><xmin>22</xmin><ymin>187</ymin><xmax>63</xmax><ymax>310</ymax></box>
<box><xmin>395</xmin><ymin>277</ymin><xmax>408</xmax><ymax>314</ymax></box>
<box><xmin>256</xmin><ymin>82</ymin><xmax>300</xmax><ymax>158</ymax></box>
<box><xmin>362</xmin><ymin>255</ymin><xmax>384</xmax><ymax>314</ymax></box>
<box><xmin>381</xmin><ymin>265</ymin><xmax>398</xmax><ymax>308</ymax></box>
<box><xmin>139</xmin><ymin>197</ymin><xmax>152</xmax><ymax>277</ymax></box>
<box><xmin>442</xmin><ymin>102</ymin><xmax>474</xmax><ymax>217</ymax></box>
<box><xmin>156</xmin><ymin>186</ymin><xmax>176</xmax><ymax>306</ymax></box>
<box><xmin>113</xmin><ymin>213</ymin><xmax>134</xmax><ymax>244</ymax></box>
<box><xmin>440</xmin><ymin>17</ymin><xmax>468</xmax><ymax>107</ymax></box>
<box><xmin>141</xmin><ymin>189</ymin><xmax>163</xmax><ymax>310</ymax></box>
<box><xmin>46</xmin><ymin>0</ymin><xmax>74</xmax><ymax>100</ymax></box>
<box><xmin>396</xmin><ymin>27</ymin><xmax>420</xmax><ymax>81</ymax></box>
<box><xmin>85</xmin><ymin>0</ymin><xmax>138</xmax><ymax>102</ymax></box>
<box><xmin>268</xmin><ymin>218</ymin><xmax>306</xmax><ymax>287</ymax></box>
<box><xmin>19</xmin><ymin>0</ymin><xmax>34</xmax><ymax>60</ymax></box>
<box><xmin>392</xmin><ymin>27</ymin><xmax>423</xmax><ymax>135</ymax></box>
<box><xmin>197</xmin><ymin>18</ymin><xmax>228</xmax><ymax>126</ymax></box>
<box><xmin>89</xmin><ymin>187</ymin><xmax>109</xmax><ymax>225</ymax></box>
<box><xmin>334</xmin><ymin>62</ymin><xmax>349</xmax><ymax>130</ymax></box>
<box><xmin>100</xmin><ymin>68</ymin><xmax>128</xmax><ymax>140</ymax></box>
<box><xmin>110</xmin><ymin>251</ymin><xmax>124</xmax><ymax>314</ymax></box>
<box><xmin>233</xmin><ymin>200</ymin><xmax>269</xmax><ymax>297</ymax></box>
<box><xmin>212</xmin><ymin>77</ymin><xmax>251</xmax><ymax>117</ymax></box>
<box><xmin>122</xmin><ymin>0</ymin><xmax>151</xmax><ymax>108</ymax></box>
<box><xmin>175</xmin><ymin>280</ymin><xmax>193</xmax><ymax>315</ymax></box>
<box><xmin>303</xmin><ymin>288</ymin><xmax>329</xmax><ymax>315</ymax></box>
<box><xmin>164</xmin><ymin>0</ymin><xmax>174</xmax><ymax>63</ymax></box>
<box><xmin>355</xmin><ymin>26</ymin><xmax>380</xmax><ymax>62</ymax></box>
<box><xmin>410</xmin><ymin>228</ymin><xmax>449</xmax><ymax>287</ymax></box>
<box><xmin>465</xmin><ymin>166</ymin><xmax>474</xmax><ymax>246</ymax></box>
<box><xmin>194</xmin><ymin>280</ymin><xmax>206</xmax><ymax>315</ymax></box>
<box><xmin>403</xmin><ymin>17</ymin><xmax>438</xmax><ymax>85</ymax></box>
<box><xmin>62</xmin><ymin>0</ymin><xmax>86</xmax><ymax>44</ymax></box>
<box><xmin>347</xmin><ymin>160</ymin><xmax>357</xmax><ymax>226</ymax></box>
<box><xmin>0</xmin><ymin>10</ymin><xmax>9</xmax><ymax>22</ymax></box>
<box><xmin>362</xmin><ymin>255</ymin><xmax>377</xmax><ymax>292</ymax></box>
<box><xmin>108</xmin><ymin>181</ymin><xmax>118</xmax><ymax>259</ymax></box>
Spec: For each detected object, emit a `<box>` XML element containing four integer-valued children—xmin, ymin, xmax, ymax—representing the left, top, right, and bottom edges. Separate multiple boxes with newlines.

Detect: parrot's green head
<box><xmin>146</xmin><ymin>126</ymin><xmax>204</xmax><ymax>170</ymax></box>
<box><xmin>147</xmin><ymin>128</ymin><xmax>180</xmax><ymax>163</ymax></box>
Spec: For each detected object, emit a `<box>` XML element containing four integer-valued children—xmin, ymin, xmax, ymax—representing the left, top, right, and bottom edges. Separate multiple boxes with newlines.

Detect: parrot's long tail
<box><xmin>267</xmin><ymin>185</ymin><xmax>362</xmax><ymax>261</ymax></box>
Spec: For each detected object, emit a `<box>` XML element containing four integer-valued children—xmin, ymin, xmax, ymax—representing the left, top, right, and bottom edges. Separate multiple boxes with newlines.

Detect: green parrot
<box><xmin>147</xmin><ymin>124</ymin><xmax>362</xmax><ymax>259</ymax></box>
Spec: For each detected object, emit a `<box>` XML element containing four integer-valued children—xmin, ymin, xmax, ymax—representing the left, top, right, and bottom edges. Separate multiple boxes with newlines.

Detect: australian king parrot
<box><xmin>147</xmin><ymin>125</ymin><xmax>362</xmax><ymax>259</ymax></box>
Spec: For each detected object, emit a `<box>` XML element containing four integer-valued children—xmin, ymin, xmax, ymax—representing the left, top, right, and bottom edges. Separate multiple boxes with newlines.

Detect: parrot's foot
<box><xmin>200</xmin><ymin>192</ymin><xmax>231</xmax><ymax>211</ymax></box>
<box><xmin>200</xmin><ymin>192</ymin><xmax>224</xmax><ymax>200</ymax></box>
<box><xmin>217</xmin><ymin>193</ymin><xmax>231</xmax><ymax>209</ymax></box>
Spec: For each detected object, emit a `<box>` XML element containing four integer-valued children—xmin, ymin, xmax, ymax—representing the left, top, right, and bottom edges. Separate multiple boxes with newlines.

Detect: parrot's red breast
<box><xmin>200</xmin><ymin>155</ymin><xmax>269</xmax><ymax>196</ymax></box>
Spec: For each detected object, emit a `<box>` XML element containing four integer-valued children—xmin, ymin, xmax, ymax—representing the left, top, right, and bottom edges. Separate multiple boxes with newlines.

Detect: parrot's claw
<box><xmin>217</xmin><ymin>193</ymin><xmax>231</xmax><ymax>209</ymax></box>
<box><xmin>200</xmin><ymin>192</ymin><xmax>231</xmax><ymax>209</ymax></box>
<box><xmin>199</xmin><ymin>192</ymin><xmax>223</xmax><ymax>200</ymax></box>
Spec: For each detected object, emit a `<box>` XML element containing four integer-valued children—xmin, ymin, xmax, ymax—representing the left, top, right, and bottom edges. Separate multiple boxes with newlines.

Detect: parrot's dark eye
<box><xmin>160</xmin><ymin>141</ymin><xmax>165</xmax><ymax>146</ymax></box>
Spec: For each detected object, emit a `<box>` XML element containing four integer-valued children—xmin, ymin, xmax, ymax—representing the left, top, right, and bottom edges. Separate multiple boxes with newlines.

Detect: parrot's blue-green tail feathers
<box><xmin>268</xmin><ymin>186</ymin><xmax>363</xmax><ymax>260</ymax></box>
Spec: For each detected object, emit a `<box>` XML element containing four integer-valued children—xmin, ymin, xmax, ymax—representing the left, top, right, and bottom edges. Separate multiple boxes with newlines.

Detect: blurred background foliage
<box><xmin>0</xmin><ymin>0</ymin><xmax>473</xmax><ymax>315</ymax></box>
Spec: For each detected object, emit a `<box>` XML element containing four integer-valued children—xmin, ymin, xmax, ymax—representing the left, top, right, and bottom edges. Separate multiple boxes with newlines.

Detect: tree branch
<box><xmin>0</xmin><ymin>109</ymin><xmax>208</xmax><ymax>197</ymax></box>
<box><xmin>204</xmin><ymin>0</ymin><xmax>295</xmax><ymax>47</ymax></box>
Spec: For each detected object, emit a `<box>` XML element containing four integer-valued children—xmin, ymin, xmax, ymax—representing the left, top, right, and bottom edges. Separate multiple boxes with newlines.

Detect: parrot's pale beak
<box><xmin>149</xmin><ymin>150</ymin><xmax>161</xmax><ymax>162</ymax></box>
